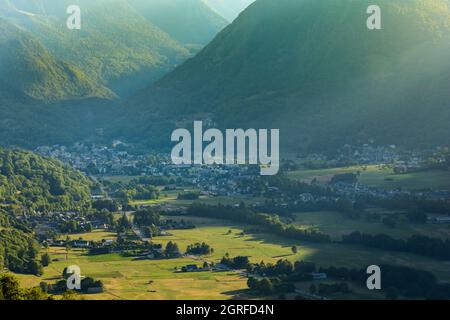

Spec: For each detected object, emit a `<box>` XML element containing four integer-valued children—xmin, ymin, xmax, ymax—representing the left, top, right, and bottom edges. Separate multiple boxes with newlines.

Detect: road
<box><xmin>124</xmin><ymin>211</ymin><xmax>151</xmax><ymax>242</ymax></box>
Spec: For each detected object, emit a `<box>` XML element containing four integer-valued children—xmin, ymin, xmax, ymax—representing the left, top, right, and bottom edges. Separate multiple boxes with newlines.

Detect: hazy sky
<box><xmin>202</xmin><ymin>0</ymin><xmax>255</xmax><ymax>21</ymax></box>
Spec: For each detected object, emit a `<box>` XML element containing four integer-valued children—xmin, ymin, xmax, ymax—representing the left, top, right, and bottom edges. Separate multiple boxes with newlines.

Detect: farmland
<box><xmin>287</xmin><ymin>165</ymin><xmax>450</xmax><ymax>190</ymax></box>
<box><xmin>15</xmin><ymin>214</ymin><xmax>450</xmax><ymax>300</ymax></box>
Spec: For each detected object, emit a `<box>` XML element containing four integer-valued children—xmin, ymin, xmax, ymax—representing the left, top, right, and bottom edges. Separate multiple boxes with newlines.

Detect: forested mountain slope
<box><xmin>128</xmin><ymin>0</ymin><xmax>450</xmax><ymax>152</ymax></box>
<box><xmin>0</xmin><ymin>148</ymin><xmax>93</xmax><ymax>275</ymax></box>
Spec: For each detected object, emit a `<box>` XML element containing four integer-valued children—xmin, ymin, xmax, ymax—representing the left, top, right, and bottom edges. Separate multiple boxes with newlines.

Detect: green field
<box><xmin>15</xmin><ymin>247</ymin><xmax>248</xmax><ymax>300</ymax></box>
<box><xmin>61</xmin><ymin>230</ymin><xmax>117</xmax><ymax>242</ymax></box>
<box><xmin>288</xmin><ymin>165</ymin><xmax>450</xmax><ymax>190</ymax></box>
<box><xmin>154</xmin><ymin>217</ymin><xmax>450</xmax><ymax>282</ymax></box>
<box><xmin>131</xmin><ymin>189</ymin><xmax>265</xmax><ymax>208</ymax></box>
<box><xmin>15</xmin><ymin>216</ymin><xmax>450</xmax><ymax>300</ymax></box>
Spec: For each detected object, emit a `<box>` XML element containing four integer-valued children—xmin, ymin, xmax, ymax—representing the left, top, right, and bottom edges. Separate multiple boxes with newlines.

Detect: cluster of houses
<box><xmin>178</xmin><ymin>263</ymin><xmax>231</xmax><ymax>273</ymax></box>
<box><xmin>20</xmin><ymin>211</ymin><xmax>108</xmax><ymax>236</ymax></box>
<box><xmin>427</xmin><ymin>215</ymin><xmax>450</xmax><ymax>225</ymax></box>
<box><xmin>35</xmin><ymin>143</ymin><xmax>149</xmax><ymax>176</ymax></box>
<box><xmin>331</xmin><ymin>144</ymin><xmax>423</xmax><ymax>167</ymax></box>
<box><xmin>333</xmin><ymin>182</ymin><xmax>450</xmax><ymax>201</ymax></box>
<box><xmin>36</xmin><ymin>143</ymin><xmax>264</xmax><ymax>198</ymax></box>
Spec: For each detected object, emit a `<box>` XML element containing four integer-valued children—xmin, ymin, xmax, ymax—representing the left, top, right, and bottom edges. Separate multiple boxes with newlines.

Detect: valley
<box><xmin>1</xmin><ymin>0</ymin><xmax>450</xmax><ymax>302</ymax></box>
<box><xmin>2</xmin><ymin>140</ymin><xmax>449</xmax><ymax>300</ymax></box>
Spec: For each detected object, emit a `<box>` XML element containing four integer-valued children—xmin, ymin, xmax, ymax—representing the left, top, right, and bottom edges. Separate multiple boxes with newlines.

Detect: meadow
<box><xmin>61</xmin><ymin>229</ymin><xmax>117</xmax><ymax>242</ymax></box>
<box><xmin>15</xmin><ymin>215</ymin><xmax>450</xmax><ymax>300</ymax></box>
<box><xmin>287</xmin><ymin>165</ymin><xmax>450</xmax><ymax>190</ymax></box>
<box><xmin>15</xmin><ymin>246</ymin><xmax>248</xmax><ymax>300</ymax></box>
<box><xmin>131</xmin><ymin>189</ymin><xmax>265</xmax><ymax>208</ymax></box>
<box><xmin>153</xmin><ymin>217</ymin><xmax>450</xmax><ymax>281</ymax></box>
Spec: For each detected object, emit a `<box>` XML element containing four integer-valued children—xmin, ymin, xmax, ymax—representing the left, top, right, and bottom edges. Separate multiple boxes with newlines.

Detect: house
<box><xmin>102</xmin><ymin>239</ymin><xmax>114</xmax><ymax>246</ymax></box>
<box><xmin>311</xmin><ymin>273</ymin><xmax>328</xmax><ymax>280</ymax></box>
<box><xmin>73</xmin><ymin>240</ymin><xmax>91</xmax><ymax>248</ymax></box>
<box><xmin>427</xmin><ymin>216</ymin><xmax>450</xmax><ymax>224</ymax></box>
<box><xmin>182</xmin><ymin>264</ymin><xmax>199</xmax><ymax>272</ymax></box>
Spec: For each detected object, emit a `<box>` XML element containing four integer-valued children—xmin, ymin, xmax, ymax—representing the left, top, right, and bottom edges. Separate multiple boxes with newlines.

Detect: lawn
<box><xmin>287</xmin><ymin>165</ymin><xmax>450</xmax><ymax>190</ymax></box>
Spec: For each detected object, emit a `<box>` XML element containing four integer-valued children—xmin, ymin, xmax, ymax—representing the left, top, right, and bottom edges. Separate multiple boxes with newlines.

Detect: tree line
<box><xmin>342</xmin><ymin>231</ymin><xmax>450</xmax><ymax>260</ymax></box>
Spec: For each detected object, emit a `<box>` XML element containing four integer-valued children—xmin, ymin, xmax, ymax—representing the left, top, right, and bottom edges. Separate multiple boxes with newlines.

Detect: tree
<box><xmin>186</xmin><ymin>242</ymin><xmax>212</xmax><ymax>255</ymax></box>
<box><xmin>65</xmin><ymin>243</ymin><xmax>72</xmax><ymax>261</ymax></box>
<box><xmin>41</xmin><ymin>253</ymin><xmax>51</xmax><ymax>267</ymax></box>
<box><xmin>21</xmin><ymin>287</ymin><xmax>50</xmax><ymax>300</ymax></box>
<box><xmin>0</xmin><ymin>274</ymin><xmax>21</xmax><ymax>300</ymax></box>
<box><xmin>309</xmin><ymin>284</ymin><xmax>316</xmax><ymax>295</ymax></box>
<box><xmin>294</xmin><ymin>261</ymin><xmax>316</xmax><ymax>274</ymax></box>
<box><xmin>117</xmin><ymin>214</ymin><xmax>132</xmax><ymax>233</ymax></box>
<box><xmin>61</xmin><ymin>290</ymin><xmax>81</xmax><ymax>300</ymax></box>
<box><xmin>165</xmin><ymin>241</ymin><xmax>180</xmax><ymax>258</ymax></box>
<box><xmin>0</xmin><ymin>274</ymin><xmax>49</xmax><ymax>300</ymax></box>
<box><xmin>28</xmin><ymin>260</ymin><xmax>43</xmax><ymax>276</ymax></box>
<box><xmin>259</xmin><ymin>278</ymin><xmax>274</xmax><ymax>295</ymax></box>
<box><xmin>247</xmin><ymin>277</ymin><xmax>258</xmax><ymax>290</ymax></box>
<box><xmin>134</xmin><ymin>208</ymin><xmax>161</xmax><ymax>227</ymax></box>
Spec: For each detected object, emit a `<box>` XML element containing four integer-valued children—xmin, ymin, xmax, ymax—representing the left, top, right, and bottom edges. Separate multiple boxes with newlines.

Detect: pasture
<box><xmin>16</xmin><ymin>217</ymin><xmax>450</xmax><ymax>300</ymax></box>
<box><xmin>287</xmin><ymin>165</ymin><xmax>450</xmax><ymax>190</ymax></box>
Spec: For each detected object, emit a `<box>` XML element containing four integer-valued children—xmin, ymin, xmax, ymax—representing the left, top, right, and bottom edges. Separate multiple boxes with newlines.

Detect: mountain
<box><xmin>128</xmin><ymin>0</ymin><xmax>228</xmax><ymax>48</ymax></box>
<box><xmin>202</xmin><ymin>0</ymin><xmax>255</xmax><ymax>22</ymax></box>
<box><xmin>0</xmin><ymin>0</ymin><xmax>231</xmax><ymax>149</ymax></box>
<box><xmin>0</xmin><ymin>0</ymin><xmax>191</xmax><ymax>98</ymax></box>
<box><xmin>0</xmin><ymin>0</ymin><xmax>227</xmax><ymax>98</ymax></box>
<box><xmin>127</xmin><ymin>0</ymin><xmax>450</xmax><ymax>152</ymax></box>
<box><xmin>0</xmin><ymin>18</ymin><xmax>112</xmax><ymax>101</ymax></box>
<box><xmin>0</xmin><ymin>16</ymin><xmax>118</xmax><ymax>148</ymax></box>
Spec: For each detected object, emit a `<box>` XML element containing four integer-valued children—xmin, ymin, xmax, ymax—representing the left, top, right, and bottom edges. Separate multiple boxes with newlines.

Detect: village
<box><xmin>29</xmin><ymin>141</ymin><xmax>450</xmax><ymax>240</ymax></box>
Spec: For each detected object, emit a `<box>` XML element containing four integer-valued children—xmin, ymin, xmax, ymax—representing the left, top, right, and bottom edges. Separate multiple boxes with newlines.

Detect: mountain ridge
<box><xmin>0</xmin><ymin>17</ymin><xmax>113</xmax><ymax>101</ymax></box>
<box><xmin>125</xmin><ymin>0</ymin><xmax>450</xmax><ymax>151</ymax></box>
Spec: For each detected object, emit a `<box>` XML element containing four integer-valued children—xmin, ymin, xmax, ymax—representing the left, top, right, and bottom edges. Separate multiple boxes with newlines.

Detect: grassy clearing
<box><xmin>59</xmin><ymin>229</ymin><xmax>117</xmax><ymax>242</ymax></box>
<box><xmin>287</xmin><ymin>165</ymin><xmax>450</xmax><ymax>190</ymax></box>
<box><xmin>131</xmin><ymin>189</ymin><xmax>265</xmax><ymax>208</ymax></box>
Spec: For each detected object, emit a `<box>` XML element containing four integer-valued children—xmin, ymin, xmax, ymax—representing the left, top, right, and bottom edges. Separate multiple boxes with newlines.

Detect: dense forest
<box><xmin>0</xmin><ymin>209</ymin><xmax>41</xmax><ymax>275</ymax></box>
<box><xmin>0</xmin><ymin>148</ymin><xmax>92</xmax><ymax>212</ymax></box>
